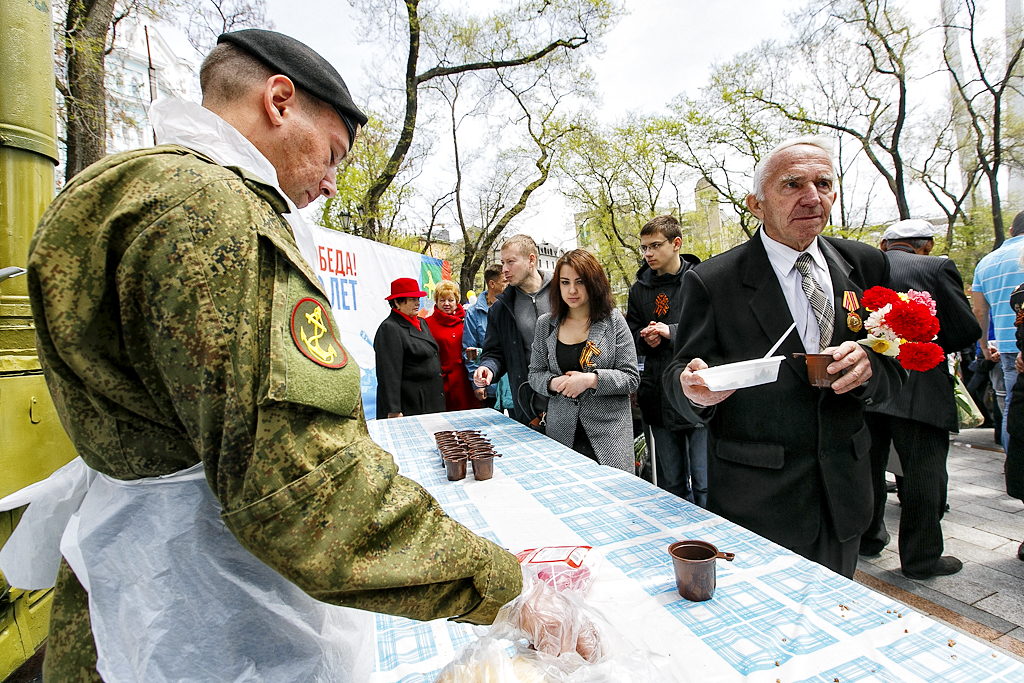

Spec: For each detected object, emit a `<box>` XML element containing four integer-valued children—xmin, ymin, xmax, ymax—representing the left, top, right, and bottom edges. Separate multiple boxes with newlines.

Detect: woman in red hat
<box><xmin>374</xmin><ymin>278</ymin><xmax>445</xmax><ymax>418</ymax></box>
<box><xmin>425</xmin><ymin>280</ymin><xmax>481</xmax><ymax>412</ymax></box>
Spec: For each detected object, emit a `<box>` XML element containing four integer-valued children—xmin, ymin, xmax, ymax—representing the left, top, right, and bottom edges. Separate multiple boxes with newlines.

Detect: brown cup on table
<box><xmin>445</xmin><ymin>456</ymin><xmax>467</xmax><ymax>481</ymax></box>
<box><xmin>470</xmin><ymin>454</ymin><xmax>494</xmax><ymax>480</ymax></box>
<box><xmin>668</xmin><ymin>540</ymin><xmax>735</xmax><ymax>602</ymax></box>
<box><xmin>795</xmin><ymin>352</ymin><xmax>843</xmax><ymax>388</ymax></box>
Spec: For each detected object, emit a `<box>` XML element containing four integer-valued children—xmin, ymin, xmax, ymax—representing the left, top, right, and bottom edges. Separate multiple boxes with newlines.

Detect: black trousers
<box><xmin>863</xmin><ymin>413</ymin><xmax>950</xmax><ymax>575</ymax></box>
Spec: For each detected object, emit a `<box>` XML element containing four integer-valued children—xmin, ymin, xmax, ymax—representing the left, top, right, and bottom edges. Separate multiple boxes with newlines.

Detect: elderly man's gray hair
<box><xmin>752</xmin><ymin>136</ymin><xmax>837</xmax><ymax>201</ymax></box>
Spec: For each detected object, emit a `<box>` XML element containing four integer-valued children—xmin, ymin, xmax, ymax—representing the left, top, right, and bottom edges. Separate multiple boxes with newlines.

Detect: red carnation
<box><xmin>861</xmin><ymin>286</ymin><xmax>901</xmax><ymax>311</ymax></box>
<box><xmin>899</xmin><ymin>342</ymin><xmax>945</xmax><ymax>372</ymax></box>
<box><xmin>886</xmin><ymin>299</ymin><xmax>940</xmax><ymax>342</ymax></box>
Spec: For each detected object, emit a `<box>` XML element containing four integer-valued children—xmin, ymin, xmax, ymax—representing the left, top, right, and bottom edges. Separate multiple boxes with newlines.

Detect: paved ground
<box><xmin>855</xmin><ymin>426</ymin><xmax>1024</xmax><ymax>660</ymax></box>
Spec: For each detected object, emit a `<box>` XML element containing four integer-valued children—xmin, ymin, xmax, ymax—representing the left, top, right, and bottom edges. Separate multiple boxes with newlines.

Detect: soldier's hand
<box><xmin>680</xmin><ymin>358</ymin><xmax>735</xmax><ymax>406</ymax></box>
<box><xmin>474</xmin><ymin>366</ymin><xmax>493</xmax><ymax>387</ymax></box>
<box><xmin>824</xmin><ymin>341</ymin><xmax>872</xmax><ymax>394</ymax></box>
<box><xmin>474</xmin><ymin>387</ymin><xmax>487</xmax><ymax>401</ymax></box>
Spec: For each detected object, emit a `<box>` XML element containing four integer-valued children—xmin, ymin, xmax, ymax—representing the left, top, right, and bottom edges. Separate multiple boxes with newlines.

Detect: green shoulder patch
<box><xmin>290</xmin><ymin>297</ymin><xmax>347</xmax><ymax>368</ymax></box>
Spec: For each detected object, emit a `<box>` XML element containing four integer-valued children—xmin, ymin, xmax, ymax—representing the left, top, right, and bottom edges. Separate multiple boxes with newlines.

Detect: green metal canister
<box><xmin>0</xmin><ymin>0</ymin><xmax>78</xmax><ymax>675</ymax></box>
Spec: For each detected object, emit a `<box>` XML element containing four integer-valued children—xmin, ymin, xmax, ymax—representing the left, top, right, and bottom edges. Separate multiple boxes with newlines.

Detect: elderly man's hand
<box><xmin>680</xmin><ymin>358</ymin><xmax>736</xmax><ymax>406</ymax></box>
<box><xmin>824</xmin><ymin>341</ymin><xmax>873</xmax><ymax>394</ymax></box>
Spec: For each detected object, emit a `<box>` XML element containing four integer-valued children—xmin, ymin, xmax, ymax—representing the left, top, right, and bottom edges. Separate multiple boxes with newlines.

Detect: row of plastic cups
<box><xmin>443</xmin><ymin>453</ymin><xmax>494</xmax><ymax>481</ymax></box>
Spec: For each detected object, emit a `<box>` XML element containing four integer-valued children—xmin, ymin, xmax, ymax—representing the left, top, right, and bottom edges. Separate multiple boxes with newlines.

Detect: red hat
<box><xmin>385</xmin><ymin>277</ymin><xmax>427</xmax><ymax>301</ymax></box>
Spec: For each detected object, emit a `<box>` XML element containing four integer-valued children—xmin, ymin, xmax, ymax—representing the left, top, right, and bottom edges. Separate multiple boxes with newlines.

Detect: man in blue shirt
<box><xmin>972</xmin><ymin>211</ymin><xmax>1024</xmax><ymax>451</ymax></box>
<box><xmin>464</xmin><ymin>263</ymin><xmax>513</xmax><ymax>411</ymax></box>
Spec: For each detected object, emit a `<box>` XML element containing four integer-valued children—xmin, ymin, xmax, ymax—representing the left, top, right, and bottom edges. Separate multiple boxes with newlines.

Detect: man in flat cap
<box><xmin>859</xmin><ymin>219</ymin><xmax>980</xmax><ymax>578</ymax></box>
<box><xmin>12</xmin><ymin>30</ymin><xmax>589</xmax><ymax>681</ymax></box>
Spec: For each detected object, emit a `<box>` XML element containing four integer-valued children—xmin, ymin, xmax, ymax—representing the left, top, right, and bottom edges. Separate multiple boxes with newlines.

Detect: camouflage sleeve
<box><xmin>119</xmin><ymin>177</ymin><xmax>522</xmax><ymax>625</ymax></box>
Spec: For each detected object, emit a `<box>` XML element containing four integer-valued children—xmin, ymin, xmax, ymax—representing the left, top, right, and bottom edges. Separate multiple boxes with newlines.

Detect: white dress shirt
<box><xmin>759</xmin><ymin>229</ymin><xmax>835</xmax><ymax>353</ymax></box>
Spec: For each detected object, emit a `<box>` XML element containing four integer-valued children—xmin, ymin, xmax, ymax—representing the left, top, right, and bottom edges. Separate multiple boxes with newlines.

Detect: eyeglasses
<box><xmin>639</xmin><ymin>241</ymin><xmax>666</xmax><ymax>254</ymax></box>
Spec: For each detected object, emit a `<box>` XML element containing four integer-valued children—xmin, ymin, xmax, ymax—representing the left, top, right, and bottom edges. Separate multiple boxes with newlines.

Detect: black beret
<box><xmin>217</xmin><ymin>29</ymin><xmax>368</xmax><ymax>145</ymax></box>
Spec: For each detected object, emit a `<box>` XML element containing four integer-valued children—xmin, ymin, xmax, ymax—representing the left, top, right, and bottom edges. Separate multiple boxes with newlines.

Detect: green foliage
<box><xmin>318</xmin><ymin>110</ymin><xmax>415</xmax><ymax>246</ymax></box>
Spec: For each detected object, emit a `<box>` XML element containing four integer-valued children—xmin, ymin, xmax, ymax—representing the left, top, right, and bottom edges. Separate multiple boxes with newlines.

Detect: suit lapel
<box><xmin>744</xmin><ymin>232</ymin><xmax>805</xmax><ymax>378</ymax></box>
<box><xmin>820</xmin><ymin>237</ymin><xmax>861</xmax><ymax>347</ymax></box>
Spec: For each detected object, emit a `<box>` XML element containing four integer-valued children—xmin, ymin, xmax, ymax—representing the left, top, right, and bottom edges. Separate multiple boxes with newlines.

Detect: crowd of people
<box><xmin>8</xmin><ymin>25</ymin><xmax>1024</xmax><ymax>682</ymax></box>
<box><xmin>374</xmin><ymin>135</ymin><xmax>1024</xmax><ymax>583</ymax></box>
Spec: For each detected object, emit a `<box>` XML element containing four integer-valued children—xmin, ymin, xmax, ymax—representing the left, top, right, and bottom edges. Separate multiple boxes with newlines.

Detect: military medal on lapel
<box><xmin>579</xmin><ymin>340</ymin><xmax>601</xmax><ymax>370</ymax></box>
<box><xmin>843</xmin><ymin>291</ymin><xmax>863</xmax><ymax>333</ymax></box>
<box><xmin>291</xmin><ymin>297</ymin><xmax>347</xmax><ymax>368</ymax></box>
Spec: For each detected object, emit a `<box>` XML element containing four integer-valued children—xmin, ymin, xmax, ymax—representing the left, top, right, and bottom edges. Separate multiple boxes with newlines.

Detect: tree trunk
<box><xmin>988</xmin><ymin>170</ymin><xmax>1005</xmax><ymax>249</ymax></box>
<box><xmin>359</xmin><ymin>0</ymin><xmax>420</xmax><ymax>240</ymax></box>
<box><xmin>64</xmin><ymin>0</ymin><xmax>116</xmax><ymax>183</ymax></box>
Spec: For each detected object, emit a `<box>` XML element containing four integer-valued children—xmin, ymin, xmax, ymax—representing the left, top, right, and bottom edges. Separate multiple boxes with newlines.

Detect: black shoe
<box><xmin>1018</xmin><ymin>541</ymin><xmax>1023</xmax><ymax>562</ymax></box>
<box><xmin>859</xmin><ymin>533</ymin><xmax>890</xmax><ymax>556</ymax></box>
<box><xmin>903</xmin><ymin>556</ymin><xmax>963</xmax><ymax>579</ymax></box>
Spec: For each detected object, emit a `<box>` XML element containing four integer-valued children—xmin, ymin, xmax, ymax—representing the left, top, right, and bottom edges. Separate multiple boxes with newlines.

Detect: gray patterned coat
<box><xmin>529</xmin><ymin>310</ymin><xmax>640</xmax><ymax>472</ymax></box>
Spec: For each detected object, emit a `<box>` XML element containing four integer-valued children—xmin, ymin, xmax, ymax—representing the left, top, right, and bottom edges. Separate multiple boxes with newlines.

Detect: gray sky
<box><xmin>158</xmin><ymin>0</ymin><xmax>981</xmax><ymax>247</ymax></box>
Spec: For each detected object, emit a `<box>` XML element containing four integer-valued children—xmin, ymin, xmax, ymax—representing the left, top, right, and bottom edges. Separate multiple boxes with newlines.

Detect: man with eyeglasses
<box><xmin>626</xmin><ymin>216</ymin><xmax>705</xmax><ymax>503</ymax></box>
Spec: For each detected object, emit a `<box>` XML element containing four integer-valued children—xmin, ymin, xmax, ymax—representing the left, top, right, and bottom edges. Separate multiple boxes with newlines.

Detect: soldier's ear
<box><xmin>263</xmin><ymin>75</ymin><xmax>299</xmax><ymax>127</ymax></box>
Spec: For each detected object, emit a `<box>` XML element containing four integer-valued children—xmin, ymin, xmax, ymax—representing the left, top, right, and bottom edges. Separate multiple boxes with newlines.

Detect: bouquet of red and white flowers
<box><xmin>858</xmin><ymin>286</ymin><xmax>945</xmax><ymax>372</ymax></box>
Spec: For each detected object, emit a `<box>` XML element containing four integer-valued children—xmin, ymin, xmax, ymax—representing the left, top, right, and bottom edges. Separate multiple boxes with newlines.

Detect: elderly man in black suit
<box><xmin>859</xmin><ymin>219</ymin><xmax>981</xmax><ymax>578</ymax></box>
<box><xmin>665</xmin><ymin>136</ymin><xmax>904</xmax><ymax>578</ymax></box>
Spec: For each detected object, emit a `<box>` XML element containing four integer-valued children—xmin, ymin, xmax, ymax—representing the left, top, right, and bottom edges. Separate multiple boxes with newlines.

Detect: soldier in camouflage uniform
<box><xmin>24</xmin><ymin>30</ymin><xmax>566</xmax><ymax>681</ymax></box>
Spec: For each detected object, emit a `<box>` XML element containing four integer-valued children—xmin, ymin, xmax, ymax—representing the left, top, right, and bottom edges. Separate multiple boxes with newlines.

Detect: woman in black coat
<box><xmin>374</xmin><ymin>278</ymin><xmax>445</xmax><ymax>418</ymax></box>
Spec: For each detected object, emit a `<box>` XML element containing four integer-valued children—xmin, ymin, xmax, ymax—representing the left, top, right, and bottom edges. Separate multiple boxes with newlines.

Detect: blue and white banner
<box><xmin>309</xmin><ymin>225</ymin><xmax>446</xmax><ymax>420</ymax></box>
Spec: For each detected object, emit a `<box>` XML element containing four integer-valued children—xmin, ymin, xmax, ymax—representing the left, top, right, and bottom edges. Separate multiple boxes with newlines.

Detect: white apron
<box><xmin>0</xmin><ymin>457</ymin><xmax>374</xmax><ymax>682</ymax></box>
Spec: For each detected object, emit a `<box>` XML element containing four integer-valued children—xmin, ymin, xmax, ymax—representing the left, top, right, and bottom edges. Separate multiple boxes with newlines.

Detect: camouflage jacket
<box><xmin>28</xmin><ymin>145</ymin><xmax>521</xmax><ymax>625</ymax></box>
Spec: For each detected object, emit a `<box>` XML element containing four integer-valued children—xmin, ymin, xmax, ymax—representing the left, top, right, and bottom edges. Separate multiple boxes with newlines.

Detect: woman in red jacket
<box><xmin>426</xmin><ymin>280</ymin><xmax>482</xmax><ymax>411</ymax></box>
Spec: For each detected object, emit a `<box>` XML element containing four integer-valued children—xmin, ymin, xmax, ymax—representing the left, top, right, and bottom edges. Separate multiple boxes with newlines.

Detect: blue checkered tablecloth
<box><xmin>367</xmin><ymin>409</ymin><xmax>1024</xmax><ymax>682</ymax></box>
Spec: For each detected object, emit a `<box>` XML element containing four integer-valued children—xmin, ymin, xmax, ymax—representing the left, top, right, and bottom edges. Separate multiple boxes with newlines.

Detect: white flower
<box><xmin>858</xmin><ymin>334</ymin><xmax>901</xmax><ymax>357</ymax></box>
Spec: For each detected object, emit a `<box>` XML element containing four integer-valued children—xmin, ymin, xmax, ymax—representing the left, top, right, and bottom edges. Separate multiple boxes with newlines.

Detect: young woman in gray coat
<box><xmin>529</xmin><ymin>249</ymin><xmax>640</xmax><ymax>472</ymax></box>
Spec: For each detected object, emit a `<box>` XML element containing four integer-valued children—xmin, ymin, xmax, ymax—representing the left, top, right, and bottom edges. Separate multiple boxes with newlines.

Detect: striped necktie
<box><xmin>794</xmin><ymin>253</ymin><xmax>834</xmax><ymax>352</ymax></box>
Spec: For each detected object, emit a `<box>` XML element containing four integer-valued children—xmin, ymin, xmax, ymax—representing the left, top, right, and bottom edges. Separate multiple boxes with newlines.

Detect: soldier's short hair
<box><xmin>200</xmin><ymin>43</ymin><xmax>274</xmax><ymax>107</ymax></box>
<box><xmin>483</xmin><ymin>263</ymin><xmax>502</xmax><ymax>285</ymax></box>
<box><xmin>640</xmin><ymin>215</ymin><xmax>682</xmax><ymax>242</ymax></box>
<box><xmin>501</xmin><ymin>234</ymin><xmax>538</xmax><ymax>260</ymax></box>
<box><xmin>200</xmin><ymin>43</ymin><xmax>326</xmax><ymax>118</ymax></box>
<box><xmin>434</xmin><ymin>280</ymin><xmax>460</xmax><ymax>302</ymax></box>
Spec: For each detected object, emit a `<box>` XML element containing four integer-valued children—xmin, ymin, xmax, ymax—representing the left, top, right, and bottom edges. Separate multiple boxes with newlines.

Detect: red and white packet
<box><xmin>515</xmin><ymin>546</ymin><xmax>602</xmax><ymax>596</ymax></box>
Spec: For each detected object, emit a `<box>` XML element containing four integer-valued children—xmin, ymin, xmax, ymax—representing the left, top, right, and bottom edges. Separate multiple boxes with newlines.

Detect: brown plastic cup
<box><xmin>668</xmin><ymin>540</ymin><xmax>735</xmax><ymax>602</ymax></box>
<box><xmin>471</xmin><ymin>454</ymin><xmax>494</xmax><ymax>480</ymax></box>
<box><xmin>445</xmin><ymin>456</ymin><xmax>467</xmax><ymax>481</ymax></box>
<box><xmin>796</xmin><ymin>352</ymin><xmax>843</xmax><ymax>388</ymax></box>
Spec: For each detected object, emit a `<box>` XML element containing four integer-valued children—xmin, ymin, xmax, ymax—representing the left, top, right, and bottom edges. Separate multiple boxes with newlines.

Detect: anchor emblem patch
<box><xmin>291</xmin><ymin>297</ymin><xmax>347</xmax><ymax>368</ymax></box>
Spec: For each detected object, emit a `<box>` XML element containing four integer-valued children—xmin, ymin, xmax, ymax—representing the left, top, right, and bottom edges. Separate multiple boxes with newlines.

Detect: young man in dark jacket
<box><xmin>626</xmin><ymin>216</ymin><xmax>704</xmax><ymax>504</ymax></box>
<box><xmin>474</xmin><ymin>235</ymin><xmax>553</xmax><ymax>427</ymax></box>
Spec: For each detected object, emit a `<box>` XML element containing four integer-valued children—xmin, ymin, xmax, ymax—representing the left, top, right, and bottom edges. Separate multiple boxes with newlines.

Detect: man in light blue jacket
<box><xmin>464</xmin><ymin>263</ymin><xmax>514</xmax><ymax>411</ymax></box>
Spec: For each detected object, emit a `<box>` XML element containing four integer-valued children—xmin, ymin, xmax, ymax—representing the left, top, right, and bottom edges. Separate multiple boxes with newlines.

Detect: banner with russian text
<box><xmin>309</xmin><ymin>225</ymin><xmax>445</xmax><ymax>420</ymax></box>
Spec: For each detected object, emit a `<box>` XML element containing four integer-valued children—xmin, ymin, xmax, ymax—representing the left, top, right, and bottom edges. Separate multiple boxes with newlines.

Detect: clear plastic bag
<box><xmin>437</xmin><ymin>578</ymin><xmax>680</xmax><ymax>683</ymax></box>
